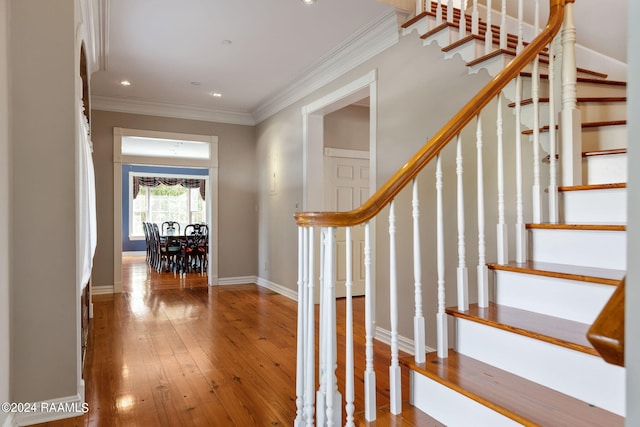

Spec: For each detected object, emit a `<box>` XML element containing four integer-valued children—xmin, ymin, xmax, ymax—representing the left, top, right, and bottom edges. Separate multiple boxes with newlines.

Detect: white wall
<box><xmin>0</xmin><ymin>0</ymin><xmax>10</xmax><ymax>424</ymax></box>
<box><xmin>626</xmin><ymin>0</ymin><xmax>639</xmax><ymax>425</ymax></box>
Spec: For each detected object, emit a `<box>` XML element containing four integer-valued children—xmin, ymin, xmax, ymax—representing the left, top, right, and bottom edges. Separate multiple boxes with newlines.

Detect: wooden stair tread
<box><xmin>522</xmin><ymin>119</ymin><xmax>627</xmax><ymax>135</ymax></box>
<box><xmin>354</xmin><ymin>401</ymin><xmax>445</xmax><ymax>426</ymax></box>
<box><xmin>487</xmin><ymin>260</ymin><xmax>625</xmax><ymax>286</ymax></box>
<box><xmin>583</xmin><ymin>148</ymin><xmax>627</xmax><ymax>157</ymax></box>
<box><xmin>510</xmin><ymin>96</ymin><xmax>626</xmax><ymax>107</ymax></box>
<box><xmin>520</xmin><ymin>72</ymin><xmax>624</xmax><ymax>85</ymax></box>
<box><xmin>401</xmin><ymin>350</ymin><xmax>623</xmax><ymax>426</ymax></box>
<box><xmin>526</xmin><ymin>222</ymin><xmax>626</xmax><ymax>231</ymax></box>
<box><xmin>446</xmin><ymin>303</ymin><xmax>597</xmax><ymax>355</ymax></box>
<box><xmin>559</xmin><ymin>182</ymin><xmax>626</xmax><ymax>192</ymax></box>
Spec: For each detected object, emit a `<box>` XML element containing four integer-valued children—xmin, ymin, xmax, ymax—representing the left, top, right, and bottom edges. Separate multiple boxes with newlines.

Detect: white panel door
<box><xmin>324</xmin><ymin>153</ymin><xmax>369</xmax><ymax>297</ymax></box>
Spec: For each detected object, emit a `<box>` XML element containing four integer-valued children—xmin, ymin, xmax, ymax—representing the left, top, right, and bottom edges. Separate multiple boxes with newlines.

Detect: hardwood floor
<box><xmin>34</xmin><ymin>256</ymin><xmax>437</xmax><ymax>426</ymax></box>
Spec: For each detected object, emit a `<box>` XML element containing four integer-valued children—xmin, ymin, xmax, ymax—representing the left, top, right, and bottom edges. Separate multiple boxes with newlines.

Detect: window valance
<box><xmin>133</xmin><ymin>176</ymin><xmax>206</xmax><ymax>200</ymax></box>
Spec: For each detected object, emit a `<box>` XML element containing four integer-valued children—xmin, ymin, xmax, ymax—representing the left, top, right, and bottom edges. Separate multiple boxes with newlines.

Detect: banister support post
<box><xmin>559</xmin><ymin>0</ymin><xmax>582</xmax><ymax>186</ymax></box>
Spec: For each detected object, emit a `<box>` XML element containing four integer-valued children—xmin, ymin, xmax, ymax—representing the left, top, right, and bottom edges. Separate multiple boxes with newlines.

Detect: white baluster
<box><xmin>295</xmin><ymin>227</ymin><xmax>306</xmax><ymax>427</ymax></box>
<box><xmin>455</xmin><ymin>135</ymin><xmax>469</xmax><ymax>311</ymax></box>
<box><xmin>388</xmin><ymin>202</ymin><xmax>402</xmax><ymax>415</ymax></box>
<box><xmin>496</xmin><ymin>94</ymin><xmax>508</xmax><ymax>265</ymax></box>
<box><xmin>499</xmin><ymin>0</ymin><xmax>507</xmax><ymax>50</ymax></box>
<box><xmin>515</xmin><ymin>74</ymin><xmax>527</xmax><ymax>263</ymax></box>
<box><xmin>436</xmin><ymin>0</ymin><xmax>443</xmax><ymax>26</ymax></box>
<box><xmin>560</xmin><ymin>0</ymin><xmax>582</xmax><ymax>186</ymax></box>
<box><xmin>476</xmin><ymin>116</ymin><xmax>489</xmax><ymax>307</ymax></box>
<box><xmin>447</xmin><ymin>0</ymin><xmax>453</xmax><ymax>23</ymax></box>
<box><xmin>416</xmin><ymin>0</ymin><xmax>423</xmax><ymax>15</ymax></box>
<box><xmin>345</xmin><ymin>227</ymin><xmax>355</xmax><ymax>427</ymax></box>
<box><xmin>484</xmin><ymin>0</ymin><xmax>492</xmax><ymax>55</ymax></box>
<box><xmin>323</xmin><ymin>228</ymin><xmax>340</xmax><ymax>427</ymax></box>
<box><xmin>531</xmin><ymin>0</ymin><xmax>542</xmax><ymax>224</ymax></box>
<box><xmin>436</xmin><ymin>155</ymin><xmax>448</xmax><ymax>358</ymax></box>
<box><xmin>363</xmin><ymin>222</ymin><xmax>377</xmax><ymax>421</ymax></box>
<box><xmin>517</xmin><ymin>0</ymin><xmax>524</xmax><ymax>53</ymax></box>
<box><xmin>548</xmin><ymin>36</ymin><xmax>559</xmax><ymax>223</ymax></box>
<box><xmin>304</xmin><ymin>228</ymin><xmax>315</xmax><ymax>426</ymax></box>
<box><xmin>471</xmin><ymin>0</ymin><xmax>479</xmax><ymax>35</ymax></box>
<box><xmin>316</xmin><ymin>228</ymin><xmax>326</xmax><ymax>427</ymax></box>
<box><xmin>458</xmin><ymin>0</ymin><xmax>467</xmax><ymax>40</ymax></box>
<box><xmin>412</xmin><ymin>179</ymin><xmax>426</xmax><ymax>364</ymax></box>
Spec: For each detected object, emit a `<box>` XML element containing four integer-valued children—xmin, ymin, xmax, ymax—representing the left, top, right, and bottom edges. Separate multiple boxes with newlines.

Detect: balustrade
<box><xmin>294</xmin><ymin>1</ymin><xmax>576</xmax><ymax>424</ymax></box>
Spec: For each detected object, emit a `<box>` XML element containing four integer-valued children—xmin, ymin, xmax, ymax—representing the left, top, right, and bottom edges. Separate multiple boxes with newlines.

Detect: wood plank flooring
<box><xmin>34</xmin><ymin>256</ymin><xmax>435</xmax><ymax>426</ymax></box>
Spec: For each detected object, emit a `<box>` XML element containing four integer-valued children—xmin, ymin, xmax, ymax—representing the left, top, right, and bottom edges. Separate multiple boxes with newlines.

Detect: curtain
<box><xmin>133</xmin><ymin>176</ymin><xmax>206</xmax><ymax>200</ymax></box>
<box><xmin>78</xmin><ymin>106</ymin><xmax>97</xmax><ymax>290</ymax></box>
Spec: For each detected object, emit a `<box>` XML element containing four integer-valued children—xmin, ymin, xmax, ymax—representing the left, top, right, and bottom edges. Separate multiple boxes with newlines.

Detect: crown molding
<box><xmin>251</xmin><ymin>8</ymin><xmax>400</xmax><ymax>124</ymax></box>
<box><xmin>91</xmin><ymin>96</ymin><xmax>256</xmax><ymax>126</ymax></box>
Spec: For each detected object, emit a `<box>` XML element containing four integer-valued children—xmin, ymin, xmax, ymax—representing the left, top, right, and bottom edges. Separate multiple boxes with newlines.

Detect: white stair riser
<box><xmin>494</xmin><ymin>270</ymin><xmax>615</xmax><ymax>324</ymax></box>
<box><xmin>410</xmin><ymin>371</ymin><xmax>521</xmax><ymax>427</ymax></box>
<box><xmin>583</xmin><ymin>153</ymin><xmax>627</xmax><ymax>186</ymax></box>
<box><xmin>529</xmin><ymin>228</ymin><xmax>626</xmax><ymax>270</ymax></box>
<box><xmin>507</xmin><ymin>79</ymin><xmax>627</xmax><ymax>102</ymax></box>
<box><xmin>561</xmin><ymin>187</ymin><xmax>627</xmax><ymax>223</ymax></box>
<box><xmin>443</xmin><ymin>38</ymin><xmax>485</xmax><ymax>62</ymax></box>
<box><xmin>455</xmin><ymin>318</ymin><xmax>626</xmax><ymax>416</ymax></box>
<box><xmin>582</xmin><ymin>124</ymin><xmax>627</xmax><ymax>152</ymax></box>
<box><xmin>517</xmin><ymin>101</ymin><xmax>625</xmax><ymax>132</ymax></box>
<box><xmin>423</xmin><ymin>25</ymin><xmax>460</xmax><ymax>48</ymax></box>
<box><xmin>402</xmin><ymin>17</ymin><xmax>431</xmax><ymax>38</ymax></box>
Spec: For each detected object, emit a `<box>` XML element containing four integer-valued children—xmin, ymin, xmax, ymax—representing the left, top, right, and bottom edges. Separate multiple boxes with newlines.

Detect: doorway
<box><xmin>113</xmin><ymin>128</ymin><xmax>219</xmax><ymax>292</ymax></box>
<box><xmin>302</xmin><ymin>70</ymin><xmax>377</xmax><ymax>297</ymax></box>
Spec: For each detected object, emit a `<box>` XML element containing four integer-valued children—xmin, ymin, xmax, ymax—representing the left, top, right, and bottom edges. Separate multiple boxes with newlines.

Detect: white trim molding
<box><xmin>255</xmin><ymin>277</ymin><xmax>298</xmax><ymax>301</ymax></box>
<box><xmin>14</xmin><ymin>381</ymin><xmax>86</xmax><ymax>426</ymax></box>
<box><xmin>91</xmin><ymin>285</ymin><xmax>114</xmax><ymax>295</ymax></box>
<box><xmin>218</xmin><ymin>276</ymin><xmax>258</xmax><ymax>286</ymax></box>
<box><xmin>374</xmin><ymin>326</ymin><xmax>436</xmax><ymax>357</ymax></box>
<box><xmin>92</xmin><ymin>96</ymin><xmax>255</xmax><ymax>126</ymax></box>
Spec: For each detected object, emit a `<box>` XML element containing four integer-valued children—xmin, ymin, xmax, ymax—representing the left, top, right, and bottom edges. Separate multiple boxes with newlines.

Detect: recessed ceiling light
<box><xmin>302</xmin><ymin>0</ymin><xmax>316</xmax><ymax>4</ymax></box>
<box><xmin>120</xmin><ymin>80</ymin><xmax>131</xmax><ymax>86</ymax></box>
<box><xmin>210</xmin><ymin>92</ymin><xmax>222</xmax><ymax>98</ymax></box>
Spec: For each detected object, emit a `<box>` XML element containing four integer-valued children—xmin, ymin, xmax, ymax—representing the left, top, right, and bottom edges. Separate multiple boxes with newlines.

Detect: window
<box><xmin>129</xmin><ymin>174</ymin><xmax>207</xmax><ymax>239</ymax></box>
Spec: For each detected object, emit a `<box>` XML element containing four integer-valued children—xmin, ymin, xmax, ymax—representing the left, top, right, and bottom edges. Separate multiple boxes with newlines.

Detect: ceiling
<box><xmin>89</xmin><ymin>0</ymin><xmax>628</xmax><ymax>126</ymax></box>
<box><xmin>90</xmin><ymin>0</ymin><xmax>395</xmax><ymax>125</ymax></box>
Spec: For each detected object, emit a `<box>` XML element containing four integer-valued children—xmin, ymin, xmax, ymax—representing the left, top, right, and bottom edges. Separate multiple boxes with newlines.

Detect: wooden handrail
<box><xmin>587</xmin><ymin>277</ymin><xmax>625</xmax><ymax>367</ymax></box>
<box><xmin>295</xmin><ymin>0</ymin><xmax>569</xmax><ymax>227</ymax></box>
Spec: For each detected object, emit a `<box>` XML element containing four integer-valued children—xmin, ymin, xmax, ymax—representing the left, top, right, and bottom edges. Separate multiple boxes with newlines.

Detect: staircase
<box><xmin>403</xmin><ymin>2</ymin><xmax>626</xmax><ymax>425</ymax></box>
<box><xmin>294</xmin><ymin>1</ymin><xmax>626</xmax><ymax>426</ymax></box>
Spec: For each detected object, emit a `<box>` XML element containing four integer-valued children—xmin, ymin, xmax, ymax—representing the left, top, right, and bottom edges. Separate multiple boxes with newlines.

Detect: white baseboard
<box><xmin>91</xmin><ymin>285</ymin><xmax>114</xmax><ymax>295</ymax></box>
<box><xmin>374</xmin><ymin>326</ymin><xmax>436</xmax><ymax>357</ymax></box>
<box><xmin>1</xmin><ymin>413</ymin><xmax>15</xmax><ymax>427</ymax></box>
<box><xmin>218</xmin><ymin>276</ymin><xmax>258</xmax><ymax>286</ymax></box>
<box><xmin>255</xmin><ymin>277</ymin><xmax>298</xmax><ymax>301</ymax></box>
<box><xmin>122</xmin><ymin>251</ymin><xmax>145</xmax><ymax>257</ymax></box>
<box><xmin>14</xmin><ymin>382</ymin><xmax>86</xmax><ymax>426</ymax></box>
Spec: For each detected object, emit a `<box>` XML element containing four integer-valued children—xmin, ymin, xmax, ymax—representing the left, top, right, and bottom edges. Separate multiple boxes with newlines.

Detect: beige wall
<box><xmin>90</xmin><ymin>110</ymin><xmax>258</xmax><ymax>288</ymax></box>
<box><xmin>0</xmin><ymin>0</ymin><xmax>9</xmax><ymax>422</ymax></box>
<box><xmin>324</xmin><ymin>104</ymin><xmax>370</xmax><ymax>151</ymax></box>
<box><xmin>10</xmin><ymin>0</ymin><xmax>80</xmax><ymax>402</ymax></box>
<box><xmin>252</xmin><ymin>32</ymin><xmax>528</xmax><ymax>346</ymax></box>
